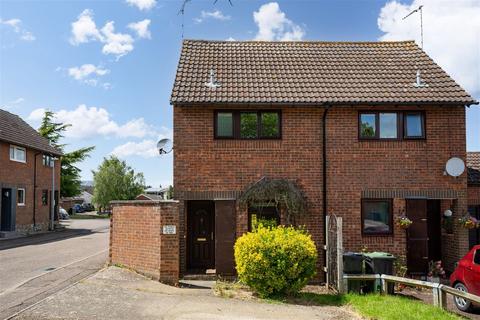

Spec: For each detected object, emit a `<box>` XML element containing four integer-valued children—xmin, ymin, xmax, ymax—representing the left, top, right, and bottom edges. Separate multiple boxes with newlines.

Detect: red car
<box><xmin>450</xmin><ymin>244</ymin><xmax>480</xmax><ymax>312</ymax></box>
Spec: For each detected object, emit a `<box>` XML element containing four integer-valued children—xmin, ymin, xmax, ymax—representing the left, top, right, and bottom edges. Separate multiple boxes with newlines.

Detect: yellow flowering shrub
<box><xmin>234</xmin><ymin>225</ymin><xmax>317</xmax><ymax>297</ymax></box>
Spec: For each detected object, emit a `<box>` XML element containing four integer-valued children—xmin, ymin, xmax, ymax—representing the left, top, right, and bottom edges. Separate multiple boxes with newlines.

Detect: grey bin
<box><xmin>364</xmin><ymin>252</ymin><xmax>396</xmax><ymax>294</ymax></box>
<box><xmin>343</xmin><ymin>252</ymin><xmax>365</xmax><ymax>274</ymax></box>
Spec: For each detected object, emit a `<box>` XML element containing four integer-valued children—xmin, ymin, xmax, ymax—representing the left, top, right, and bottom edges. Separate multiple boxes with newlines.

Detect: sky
<box><xmin>1</xmin><ymin>0</ymin><xmax>479</xmax><ymax>188</ymax></box>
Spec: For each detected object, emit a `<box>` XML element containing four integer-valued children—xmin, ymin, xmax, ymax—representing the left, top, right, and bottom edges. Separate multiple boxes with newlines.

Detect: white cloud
<box><xmin>68</xmin><ymin>64</ymin><xmax>109</xmax><ymax>80</ymax></box>
<box><xmin>378</xmin><ymin>0</ymin><xmax>480</xmax><ymax>96</ymax></box>
<box><xmin>69</xmin><ymin>9</ymin><xmax>148</xmax><ymax>59</ymax></box>
<box><xmin>253</xmin><ymin>2</ymin><xmax>305</xmax><ymax>41</ymax></box>
<box><xmin>10</xmin><ymin>97</ymin><xmax>25</xmax><ymax>104</ymax></box>
<box><xmin>27</xmin><ymin>105</ymin><xmax>162</xmax><ymax>139</ymax></box>
<box><xmin>69</xmin><ymin>9</ymin><xmax>103</xmax><ymax>45</ymax></box>
<box><xmin>128</xmin><ymin>19</ymin><xmax>151</xmax><ymax>39</ymax></box>
<box><xmin>226</xmin><ymin>37</ymin><xmax>236</xmax><ymax>41</ymax></box>
<box><xmin>195</xmin><ymin>10</ymin><xmax>231</xmax><ymax>23</ymax></box>
<box><xmin>2</xmin><ymin>97</ymin><xmax>25</xmax><ymax>110</ymax></box>
<box><xmin>125</xmin><ymin>0</ymin><xmax>156</xmax><ymax>11</ymax></box>
<box><xmin>67</xmin><ymin>64</ymin><xmax>110</xmax><ymax>88</ymax></box>
<box><xmin>101</xmin><ymin>21</ymin><xmax>134</xmax><ymax>57</ymax></box>
<box><xmin>0</xmin><ymin>18</ymin><xmax>35</xmax><ymax>41</ymax></box>
<box><xmin>111</xmin><ymin>140</ymin><xmax>160</xmax><ymax>158</ymax></box>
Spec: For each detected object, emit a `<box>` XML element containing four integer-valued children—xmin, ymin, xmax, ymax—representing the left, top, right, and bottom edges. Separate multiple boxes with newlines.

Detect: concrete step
<box><xmin>0</xmin><ymin>231</ymin><xmax>20</xmax><ymax>239</ymax></box>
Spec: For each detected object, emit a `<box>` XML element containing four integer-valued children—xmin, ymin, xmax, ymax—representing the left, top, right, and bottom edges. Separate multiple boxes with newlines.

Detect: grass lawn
<box><xmin>214</xmin><ymin>282</ymin><xmax>461</xmax><ymax>320</ymax></box>
<box><xmin>69</xmin><ymin>214</ymin><xmax>110</xmax><ymax>219</ymax></box>
<box><xmin>344</xmin><ymin>293</ymin><xmax>460</xmax><ymax>320</ymax></box>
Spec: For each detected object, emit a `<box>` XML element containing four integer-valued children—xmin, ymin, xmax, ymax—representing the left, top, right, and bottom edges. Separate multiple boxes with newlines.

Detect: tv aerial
<box><xmin>157</xmin><ymin>138</ymin><xmax>173</xmax><ymax>155</ymax></box>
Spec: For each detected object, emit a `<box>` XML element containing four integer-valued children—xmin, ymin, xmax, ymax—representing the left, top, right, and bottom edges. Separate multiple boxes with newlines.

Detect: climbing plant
<box><xmin>239</xmin><ymin>177</ymin><xmax>307</xmax><ymax>225</ymax></box>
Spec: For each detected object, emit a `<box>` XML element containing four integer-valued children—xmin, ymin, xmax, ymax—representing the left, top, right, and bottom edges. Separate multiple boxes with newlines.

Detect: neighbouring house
<box><xmin>0</xmin><ymin>109</ymin><xmax>62</xmax><ymax>235</ymax></box>
<box><xmin>169</xmin><ymin>40</ymin><xmax>479</xmax><ymax>280</ymax></box>
<box><xmin>136</xmin><ymin>187</ymin><xmax>168</xmax><ymax>201</ymax></box>
<box><xmin>467</xmin><ymin>152</ymin><xmax>480</xmax><ymax>249</ymax></box>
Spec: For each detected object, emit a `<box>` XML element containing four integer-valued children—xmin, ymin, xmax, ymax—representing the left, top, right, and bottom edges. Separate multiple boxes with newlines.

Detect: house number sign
<box><xmin>162</xmin><ymin>225</ymin><xmax>176</xmax><ymax>235</ymax></box>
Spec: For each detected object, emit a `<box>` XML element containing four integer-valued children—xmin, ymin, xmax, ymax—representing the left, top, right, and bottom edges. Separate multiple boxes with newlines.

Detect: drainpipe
<box><xmin>33</xmin><ymin>152</ymin><xmax>41</xmax><ymax>228</ymax></box>
<box><xmin>322</xmin><ymin>105</ymin><xmax>331</xmax><ymax>274</ymax></box>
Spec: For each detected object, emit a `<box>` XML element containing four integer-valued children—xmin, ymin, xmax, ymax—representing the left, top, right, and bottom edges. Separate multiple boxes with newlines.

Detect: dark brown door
<box><xmin>187</xmin><ymin>201</ymin><xmax>215</xmax><ymax>270</ymax></box>
<box><xmin>406</xmin><ymin>199</ymin><xmax>429</xmax><ymax>274</ymax></box>
<box><xmin>427</xmin><ymin>200</ymin><xmax>442</xmax><ymax>262</ymax></box>
<box><xmin>215</xmin><ymin>200</ymin><xmax>236</xmax><ymax>275</ymax></box>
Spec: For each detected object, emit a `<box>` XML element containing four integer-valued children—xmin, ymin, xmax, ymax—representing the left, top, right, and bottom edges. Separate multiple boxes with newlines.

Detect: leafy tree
<box><xmin>166</xmin><ymin>185</ymin><xmax>174</xmax><ymax>199</ymax></box>
<box><xmin>92</xmin><ymin>156</ymin><xmax>145</xmax><ymax>210</ymax></box>
<box><xmin>38</xmin><ymin>111</ymin><xmax>95</xmax><ymax>197</ymax></box>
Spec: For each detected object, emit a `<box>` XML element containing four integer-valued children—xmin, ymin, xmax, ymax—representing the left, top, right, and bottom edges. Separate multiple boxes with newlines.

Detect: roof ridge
<box><xmin>183</xmin><ymin>39</ymin><xmax>417</xmax><ymax>45</ymax></box>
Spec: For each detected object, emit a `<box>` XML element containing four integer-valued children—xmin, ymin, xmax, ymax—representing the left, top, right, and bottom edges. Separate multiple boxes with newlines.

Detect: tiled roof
<box><xmin>171</xmin><ymin>40</ymin><xmax>477</xmax><ymax>106</ymax></box>
<box><xmin>467</xmin><ymin>152</ymin><xmax>480</xmax><ymax>185</ymax></box>
<box><xmin>0</xmin><ymin>109</ymin><xmax>62</xmax><ymax>156</ymax></box>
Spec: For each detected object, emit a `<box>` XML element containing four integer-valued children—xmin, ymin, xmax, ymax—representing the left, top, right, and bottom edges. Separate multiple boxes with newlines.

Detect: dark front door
<box><xmin>1</xmin><ymin>188</ymin><xmax>13</xmax><ymax>231</ymax></box>
<box><xmin>187</xmin><ymin>201</ymin><xmax>215</xmax><ymax>270</ymax></box>
<box><xmin>468</xmin><ymin>206</ymin><xmax>480</xmax><ymax>249</ymax></box>
<box><xmin>427</xmin><ymin>200</ymin><xmax>442</xmax><ymax>262</ymax></box>
<box><xmin>407</xmin><ymin>199</ymin><xmax>429</xmax><ymax>274</ymax></box>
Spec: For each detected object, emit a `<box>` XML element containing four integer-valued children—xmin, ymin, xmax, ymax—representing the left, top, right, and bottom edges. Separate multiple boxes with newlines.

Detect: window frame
<box><xmin>17</xmin><ymin>188</ymin><xmax>26</xmax><ymax>206</ymax></box>
<box><xmin>358</xmin><ymin>111</ymin><xmax>425</xmax><ymax>141</ymax></box>
<box><xmin>42</xmin><ymin>190</ymin><xmax>49</xmax><ymax>206</ymax></box>
<box><xmin>474</xmin><ymin>250</ymin><xmax>480</xmax><ymax>265</ymax></box>
<box><xmin>9</xmin><ymin>145</ymin><xmax>27</xmax><ymax>163</ymax></box>
<box><xmin>214</xmin><ymin>110</ymin><xmax>282</xmax><ymax>140</ymax></box>
<box><xmin>403</xmin><ymin>111</ymin><xmax>426</xmax><ymax>140</ymax></box>
<box><xmin>361</xmin><ymin>198</ymin><xmax>393</xmax><ymax>236</ymax></box>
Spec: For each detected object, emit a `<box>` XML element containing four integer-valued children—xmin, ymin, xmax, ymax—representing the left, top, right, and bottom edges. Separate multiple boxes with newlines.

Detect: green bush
<box><xmin>234</xmin><ymin>225</ymin><xmax>317</xmax><ymax>298</ymax></box>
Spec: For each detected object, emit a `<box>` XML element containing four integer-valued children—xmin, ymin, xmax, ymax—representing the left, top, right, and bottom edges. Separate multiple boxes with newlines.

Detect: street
<box><xmin>0</xmin><ymin>219</ymin><xmax>110</xmax><ymax>320</ymax></box>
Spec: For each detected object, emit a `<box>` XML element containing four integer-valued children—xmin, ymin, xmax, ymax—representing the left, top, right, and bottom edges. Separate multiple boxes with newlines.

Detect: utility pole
<box><xmin>50</xmin><ymin>157</ymin><xmax>56</xmax><ymax>231</ymax></box>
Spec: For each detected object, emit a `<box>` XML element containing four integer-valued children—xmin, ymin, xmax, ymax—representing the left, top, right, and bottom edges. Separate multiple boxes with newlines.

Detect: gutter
<box><xmin>322</xmin><ymin>105</ymin><xmax>330</xmax><ymax>275</ymax></box>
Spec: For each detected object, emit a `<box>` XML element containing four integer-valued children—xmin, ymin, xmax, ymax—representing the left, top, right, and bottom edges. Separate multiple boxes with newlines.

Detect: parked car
<box><xmin>450</xmin><ymin>245</ymin><xmax>480</xmax><ymax>312</ymax></box>
<box><xmin>59</xmin><ymin>207</ymin><xmax>69</xmax><ymax>220</ymax></box>
<box><xmin>72</xmin><ymin>203</ymin><xmax>84</xmax><ymax>213</ymax></box>
<box><xmin>81</xmin><ymin>203</ymin><xmax>95</xmax><ymax>212</ymax></box>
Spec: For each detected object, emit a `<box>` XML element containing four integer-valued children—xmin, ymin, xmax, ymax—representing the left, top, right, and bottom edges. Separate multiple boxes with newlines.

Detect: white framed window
<box><xmin>9</xmin><ymin>145</ymin><xmax>26</xmax><ymax>163</ymax></box>
<box><xmin>17</xmin><ymin>188</ymin><xmax>25</xmax><ymax>206</ymax></box>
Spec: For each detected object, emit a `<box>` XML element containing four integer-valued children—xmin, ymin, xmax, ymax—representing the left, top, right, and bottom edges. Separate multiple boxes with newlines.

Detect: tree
<box><xmin>38</xmin><ymin>111</ymin><xmax>95</xmax><ymax>197</ymax></box>
<box><xmin>92</xmin><ymin>156</ymin><xmax>145</xmax><ymax>210</ymax></box>
<box><xmin>166</xmin><ymin>185</ymin><xmax>174</xmax><ymax>199</ymax></box>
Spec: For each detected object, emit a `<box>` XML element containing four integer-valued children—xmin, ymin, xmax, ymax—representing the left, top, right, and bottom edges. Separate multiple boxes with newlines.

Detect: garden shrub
<box><xmin>234</xmin><ymin>225</ymin><xmax>317</xmax><ymax>298</ymax></box>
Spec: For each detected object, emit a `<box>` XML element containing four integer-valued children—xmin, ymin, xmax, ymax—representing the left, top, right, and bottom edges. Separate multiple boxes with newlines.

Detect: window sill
<box><xmin>10</xmin><ymin>159</ymin><xmax>27</xmax><ymax>163</ymax></box>
<box><xmin>17</xmin><ymin>204</ymin><xmax>25</xmax><ymax>207</ymax></box>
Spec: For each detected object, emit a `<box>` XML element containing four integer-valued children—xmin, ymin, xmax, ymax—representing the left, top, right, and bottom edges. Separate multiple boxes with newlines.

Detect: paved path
<box><xmin>0</xmin><ymin>219</ymin><xmax>110</xmax><ymax>319</ymax></box>
<box><xmin>13</xmin><ymin>267</ymin><xmax>358</xmax><ymax>320</ymax></box>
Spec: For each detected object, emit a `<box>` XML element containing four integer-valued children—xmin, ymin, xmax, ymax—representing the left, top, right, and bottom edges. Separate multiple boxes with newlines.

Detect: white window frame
<box><xmin>9</xmin><ymin>145</ymin><xmax>27</xmax><ymax>163</ymax></box>
<box><xmin>17</xmin><ymin>188</ymin><xmax>25</xmax><ymax>206</ymax></box>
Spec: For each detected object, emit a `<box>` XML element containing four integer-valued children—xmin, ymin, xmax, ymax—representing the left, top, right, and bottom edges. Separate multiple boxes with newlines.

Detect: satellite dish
<box><xmin>157</xmin><ymin>138</ymin><xmax>173</xmax><ymax>155</ymax></box>
<box><xmin>443</xmin><ymin>209</ymin><xmax>453</xmax><ymax>217</ymax></box>
<box><xmin>445</xmin><ymin>157</ymin><xmax>465</xmax><ymax>177</ymax></box>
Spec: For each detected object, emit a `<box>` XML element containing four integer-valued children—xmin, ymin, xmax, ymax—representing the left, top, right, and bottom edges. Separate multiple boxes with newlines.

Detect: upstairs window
<box><xmin>10</xmin><ymin>145</ymin><xmax>26</xmax><ymax>163</ymax></box>
<box><xmin>215</xmin><ymin>111</ymin><xmax>281</xmax><ymax>139</ymax></box>
<box><xmin>248</xmin><ymin>205</ymin><xmax>280</xmax><ymax>231</ymax></box>
<box><xmin>359</xmin><ymin>111</ymin><xmax>425</xmax><ymax>140</ymax></box>
<box><xmin>43</xmin><ymin>154</ymin><xmax>54</xmax><ymax>167</ymax></box>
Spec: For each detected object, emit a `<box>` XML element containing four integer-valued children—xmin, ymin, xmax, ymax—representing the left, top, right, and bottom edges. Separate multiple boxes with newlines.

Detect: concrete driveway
<box><xmin>12</xmin><ymin>267</ymin><xmax>358</xmax><ymax>320</ymax></box>
<box><xmin>0</xmin><ymin>219</ymin><xmax>110</xmax><ymax>319</ymax></box>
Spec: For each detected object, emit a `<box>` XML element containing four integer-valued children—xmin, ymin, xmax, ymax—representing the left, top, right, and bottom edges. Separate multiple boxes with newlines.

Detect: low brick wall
<box><xmin>109</xmin><ymin>200</ymin><xmax>179</xmax><ymax>285</ymax></box>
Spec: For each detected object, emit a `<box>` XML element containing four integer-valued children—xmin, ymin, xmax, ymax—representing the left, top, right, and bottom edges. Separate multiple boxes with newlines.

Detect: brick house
<box><xmin>170</xmin><ymin>40</ymin><xmax>478</xmax><ymax>279</ymax></box>
<box><xmin>468</xmin><ymin>152</ymin><xmax>480</xmax><ymax>249</ymax></box>
<box><xmin>0</xmin><ymin>109</ymin><xmax>62</xmax><ymax>235</ymax></box>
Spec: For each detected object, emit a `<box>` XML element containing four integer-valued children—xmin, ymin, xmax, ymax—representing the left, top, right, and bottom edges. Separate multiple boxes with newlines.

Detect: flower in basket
<box><xmin>428</xmin><ymin>260</ymin><xmax>446</xmax><ymax>281</ymax></box>
<box><xmin>396</xmin><ymin>215</ymin><xmax>413</xmax><ymax>229</ymax></box>
<box><xmin>458</xmin><ymin>214</ymin><xmax>479</xmax><ymax>229</ymax></box>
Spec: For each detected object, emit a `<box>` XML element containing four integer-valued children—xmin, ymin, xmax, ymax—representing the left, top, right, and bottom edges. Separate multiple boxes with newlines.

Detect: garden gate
<box><xmin>325</xmin><ymin>214</ymin><xmax>343</xmax><ymax>292</ymax></box>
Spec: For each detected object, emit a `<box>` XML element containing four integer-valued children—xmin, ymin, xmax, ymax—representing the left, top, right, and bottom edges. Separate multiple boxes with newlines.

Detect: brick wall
<box><xmin>468</xmin><ymin>185</ymin><xmax>480</xmax><ymax>206</ymax></box>
<box><xmin>173</xmin><ymin>104</ymin><xmax>468</xmax><ymax>276</ymax></box>
<box><xmin>110</xmin><ymin>200</ymin><xmax>179</xmax><ymax>285</ymax></box>
<box><xmin>0</xmin><ymin>141</ymin><xmax>61</xmax><ymax>232</ymax></box>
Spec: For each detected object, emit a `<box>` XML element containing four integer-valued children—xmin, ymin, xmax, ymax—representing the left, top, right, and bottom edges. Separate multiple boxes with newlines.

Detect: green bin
<box><xmin>364</xmin><ymin>252</ymin><xmax>396</xmax><ymax>293</ymax></box>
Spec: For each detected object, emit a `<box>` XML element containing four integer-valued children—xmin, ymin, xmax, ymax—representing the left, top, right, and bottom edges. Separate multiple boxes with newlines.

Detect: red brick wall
<box><xmin>0</xmin><ymin>141</ymin><xmax>61</xmax><ymax>231</ymax></box>
<box><xmin>110</xmin><ymin>201</ymin><xmax>179</xmax><ymax>285</ymax></box>
<box><xmin>173</xmin><ymin>104</ymin><xmax>468</xmax><ymax>275</ymax></box>
<box><xmin>326</xmin><ymin>106</ymin><xmax>468</xmax><ymax>271</ymax></box>
<box><xmin>468</xmin><ymin>185</ymin><xmax>480</xmax><ymax>206</ymax></box>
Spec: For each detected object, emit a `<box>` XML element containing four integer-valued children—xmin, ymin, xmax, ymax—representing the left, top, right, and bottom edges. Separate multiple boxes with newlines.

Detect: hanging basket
<box><xmin>395</xmin><ymin>216</ymin><xmax>413</xmax><ymax>229</ymax></box>
<box><xmin>458</xmin><ymin>215</ymin><xmax>479</xmax><ymax>229</ymax></box>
